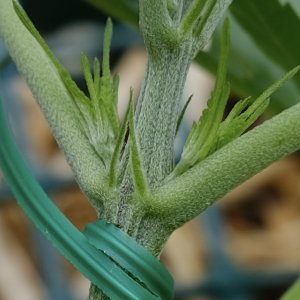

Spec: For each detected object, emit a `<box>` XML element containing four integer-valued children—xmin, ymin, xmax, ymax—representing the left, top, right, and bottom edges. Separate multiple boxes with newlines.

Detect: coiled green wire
<box><xmin>0</xmin><ymin>97</ymin><xmax>173</xmax><ymax>300</ymax></box>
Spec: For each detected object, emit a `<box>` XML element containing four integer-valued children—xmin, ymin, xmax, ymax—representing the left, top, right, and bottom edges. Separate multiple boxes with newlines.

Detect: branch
<box><xmin>0</xmin><ymin>0</ymin><xmax>108</xmax><ymax>204</ymax></box>
<box><xmin>150</xmin><ymin>102</ymin><xmax>300</xmax><ymax>226</ymax></box>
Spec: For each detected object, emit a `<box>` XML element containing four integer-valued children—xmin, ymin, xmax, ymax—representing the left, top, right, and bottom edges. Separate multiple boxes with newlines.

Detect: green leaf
<box><xmin>128</xmin><ymin>92</ymin><xmax>149</xmax><ymax>196</ymax></box>
<box><xmin>176</xmin><ymin>95</ymin><xmax>193</xmax><ymax>134</ymax></box>
<box><xmin>81</xmin><ymin>54</ymin><xmax>98</xmax><ymax>102</ymax></box>
<box><xmin>86</xmin><ymin>0</ymin><xmax>139</xmax><ymax>27</ymax></box>
<box><xmin>75</xmin><ymin>21</ymin><xmax>122</xmax><ymax>167</ymax></box>
<box><xmin>12</xmin><ymin>0</ymin><xmax>103</xmax><ymax>154</ymax></box>
<box><xmin>191</xmin><ymin>0</ymin><xmax>232</xmax><ymax>55</ymax></box>
<box><xmin>196</xmin><ymin>15</ymin><xmax>300</xmax><ymax>113</ymax></box>
<box><xmin>214</xmin><ymin>66</ymin><xmax>300</xmax><ymax>149</ymax></box>
<box><xmin>14</xmin><ymin>2</ymin><xmax>120</xmax><ymax>164</ymax></box>
<box><xmin>79</xmin><ymin>54</ymin><xmax>110</xmax><ymax>165</ymax></box>
<box><xmin>93</xmin><ymin>57</ymin><xmax>101</xmax><ymax>96</ymax></box>
<box><xmin>173</xmin><ymin>20</ymin><xmax>231</xmax><ymax>177</ymax></box>
<box><xmin>179</xmin><ymin>0</ymin><xmax>207</xmax><ymax>36</ymax></box>
<box><xmin>281</xmin><ymin>278</ymin><xmax>300</xmax><ymax>300</ymax></box>
<box><xmin>100</xmin><ymin>19</ymin><xmax>120</xmax><ymax>137</ymax></box>
<box><xmin>0</xmin><ymin>0</ymin><xmax>112</xmax><ymax>204</ymax></box>
<box><xmin>102</xmin><ymin>18</ymin><xmax>113</xmax><ymax>79</ymax></box>
<box><xmin>193</xmin><ymin>0</ymin><xmax>217</xmax><ymax>38</ymax></box>
<box><xmin>173</xmin><ymin>19</ymin><xmax>300</xmax><ymax>179</ymax></box>
<box><xmin>230</xmin><ymin>0</ymin><xmax>300</xmax><ymax>91</ymax></box>
<box><xmin>109</xmin><ymin>96</ymin><xmax>131</xmax><ymax>187</ymax></box>
<box><xmin>13</xmin><ymin>0</ymin><xmax>91</xmax><ymax>111</ymax></box>
<box><xmin>74</xmin><ymin>20</ymin><xmax>122</xmax><ymax>168</ymax></box>
<box><xmin>215</xmin><ymin>96</ymin><xmax>269</xmax><ymax>150</ymax></box>
<box><xmin>166</xmin><ymin>0</ymin><xmax>179</xmax><ymax>20</ymax></box>
<box><xmin>256</xmin><ymin>66</ymin><xmax>300</xmax><ymax>103</ymax></box>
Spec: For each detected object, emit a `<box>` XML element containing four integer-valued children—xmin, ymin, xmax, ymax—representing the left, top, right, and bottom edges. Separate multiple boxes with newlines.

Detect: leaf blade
<box><xmin>230</xmin><ymin>0</ymin><xmax>300</xmax><ymax>91</ymax></box>
<box><xmin>128</xmin><ymin>93</ymin><xmax>149</xmax><ymax>196</ymax></box>
<box><xmin>86</xmin><ymin>0</ymin><xmax>139</xmax><ymax>27</ymax></box>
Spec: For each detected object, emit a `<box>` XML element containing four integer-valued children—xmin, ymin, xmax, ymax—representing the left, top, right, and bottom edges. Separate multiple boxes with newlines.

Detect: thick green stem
<box><xmin>90</xmin><ymin>10</ymin><xmax>197</xmax><ymax>300</ymax></box>
<box><xmin>135</xmin><ymin>47</ymin><xmax>193</xmax><ymax>186</ymax></box>
<box><xmin>104</xmin><ymin>46</ymin><xmax>196</xmax><ymax>255</ymax></box>
<box><xmin>0</xmin><ymin>0</ymin><xmax>107</xmax><ymax>205</ymax></box>
<box><xmin>151</xmin><ymin>102</ymin><xmax>300</xmax><ymax>226</ymax></box>
<box><xmin>89</xmin><ymin>1</ymin><xmax>234</xmax><ymax>298</ymax></box>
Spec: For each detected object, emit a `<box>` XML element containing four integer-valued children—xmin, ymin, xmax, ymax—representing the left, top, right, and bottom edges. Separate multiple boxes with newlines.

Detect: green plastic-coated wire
<box><xmin>0</xmin><ymin>97</ymin><xmax>173</xmax><ymax>300</ymax></box>
<box><xmin>84</xmin><ymin>220</ymin><xmax>174</xmax><ymax>299</ymax></box>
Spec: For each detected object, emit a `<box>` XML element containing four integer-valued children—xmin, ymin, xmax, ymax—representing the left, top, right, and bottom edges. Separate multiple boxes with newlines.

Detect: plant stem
<box><xmin>104</xmin><ymin>46</ymin><xmax>196</xmax><ymax>256</ymax></box>
<box><xmin>134</xmin><ymin>46</ymin><xmax>193</xmax><ymax>186</ymax></box>
<box><xmin>0</xmin><ymin>0</ymin><xmax>108</xmax><ymax>206</ymax></box>
<box><xmin>151</xmin><ymin>101</ymin><xmax>300</xmax><ymax>226</ymax></box>
<box><xmin>89</xmin><ymin>16</ymin><xmax>197</xmax><ymax>300</ymax></box>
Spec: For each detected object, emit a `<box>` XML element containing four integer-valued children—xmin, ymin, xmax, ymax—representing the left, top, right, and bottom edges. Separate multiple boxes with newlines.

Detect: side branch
<box><xmin>151</xmin><ymin>102</ymin><xmax>300</xmax><ymax>226</ymax></box>
<box><xmin>0</xmin><ymin>0</ymin><xmax>108</xmax><ymax>203</ymax></box>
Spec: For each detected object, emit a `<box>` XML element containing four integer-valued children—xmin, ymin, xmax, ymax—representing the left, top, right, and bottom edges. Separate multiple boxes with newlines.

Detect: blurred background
<box><xmin>1</xmin><ymin>0</ymin><xmax>300</xmax><ymax>299</ymax></box>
